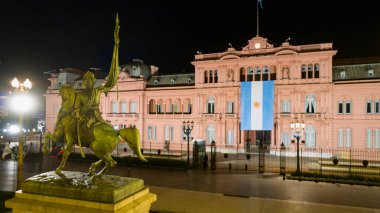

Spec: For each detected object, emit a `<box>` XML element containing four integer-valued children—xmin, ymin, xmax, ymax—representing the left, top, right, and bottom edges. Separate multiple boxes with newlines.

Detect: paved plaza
<box><xmin>1</xmin><ymin>156</ymin><xmax>380</xmax><ymax>212</ymax></box>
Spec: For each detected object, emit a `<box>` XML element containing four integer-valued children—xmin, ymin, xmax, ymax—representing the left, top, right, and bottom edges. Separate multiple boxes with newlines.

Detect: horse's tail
<box><xmin>118</xmin><ymin>127</ymin><xmax>147</xmax><ymax>162</ymax></box>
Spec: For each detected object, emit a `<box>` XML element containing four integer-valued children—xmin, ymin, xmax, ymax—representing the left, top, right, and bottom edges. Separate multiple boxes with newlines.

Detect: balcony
<box><xmin>105</xmin><ymin>113</ymin><xmax>139</xmax><ymax>118</ymax></box>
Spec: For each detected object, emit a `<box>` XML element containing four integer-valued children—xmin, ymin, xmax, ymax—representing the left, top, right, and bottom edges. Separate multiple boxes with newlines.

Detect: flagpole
<box><xmin>257</xmin><ymin>0</ymin><xmax>259</xmax><ymax>36</ymax></box>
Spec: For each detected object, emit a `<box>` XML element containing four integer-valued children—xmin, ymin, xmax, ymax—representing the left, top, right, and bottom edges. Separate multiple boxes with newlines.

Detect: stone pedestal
<box><xmin>5</xmin><ymin>171</ymin><xmax>156</xmax><ymax>213</ymax></box>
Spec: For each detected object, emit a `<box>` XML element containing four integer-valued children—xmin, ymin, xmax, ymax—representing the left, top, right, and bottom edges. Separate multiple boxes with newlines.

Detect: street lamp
<box><xmin>290</xmin><ymin>119</ymin><xmax>305</xmax><ymax>175</ymax></box>
<box><xmin>182</xmin><ymin>120</ymin><xmax>194</xmax><ymax>167</ymax></box>
<box><xmin>10</xmin><ymin>77</ymin><xmax>33</xmax><ymax>190</ymax></box>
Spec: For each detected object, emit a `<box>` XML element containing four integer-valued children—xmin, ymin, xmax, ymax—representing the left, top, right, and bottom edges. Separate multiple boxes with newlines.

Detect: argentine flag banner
<box><xmin>241</xmin><ymin>81</ymin><xmax>274</xmax><ymax>130</ymax></box>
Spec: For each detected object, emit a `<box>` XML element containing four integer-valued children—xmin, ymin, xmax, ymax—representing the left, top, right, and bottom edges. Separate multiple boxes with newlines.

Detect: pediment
<box><xmin>220</xmin><ymin>54</ymin><xmax>240</xmax><ymax>60</ymax></box>
<box><xmin>274</xmin><ymin>49</ymin><xmax>298</xmax><ymax>56</ymax></box>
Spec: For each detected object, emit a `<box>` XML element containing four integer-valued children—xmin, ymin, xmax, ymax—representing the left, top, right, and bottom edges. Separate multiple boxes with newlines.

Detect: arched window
<box><xmin>209</xmin><ymin>71</ymin><xmax>213</xmax><ymax>83</ymax></box>
<box><xmin>307</xmin><ymin>64</ymin><xmax>313</xmax><ymax>78</ymax></box>
<box><xmin>254</xmin><ymin>66</ymin><xmax>261</xmax><ymax>81</ymax></box>
<box><xmin>305</xmin><ymin>95</ymin><xmax>317</xmax><ymax>113</ymax></box>
<box><xmin>305</xmin><ymin>126</ymin><xmax>316</xmax><ymax>148</ymax></box>
<box><xmin>207</xmin><ymin>124</ymin><xmax>215</xmax><ymax>144</ymax></box>
<box><xmin>129</xmin><ymin>100</ymin><xmax>137</xmax><ymax>113</ymax></box>
<box><xmin>262</xmin><ymin>65</ymin><xmax>269</xmax><ymax>81</ymax></box>
<box><xmin>207</xmin><ymin>97</ymin><xmax>215</xmax><ymax>114</ymax></box>
<box><xmin>301</xmin><ymin>65</ymin><xmax>307</xmax><ymax>79</ymax></box>
<box><xmin>314</xmin><ymin>64</ymin><xmax>320</xmax><ymax>78</ymax></box>
<box><xmin>166</xmin><ymin>99</ymin><xmax>173</xmax><ymax>113</ymax></box>
<box><xmin>157</xmin><ymin>99</ymin><xmax>163</xmax><ymax>113</ymax></box>
<box><xmin>204</xmin><ymin>71</ymin><xmax>208</xmax><ymax>83</ymax></box>
<box><xmin>247</xmin><ymin>67</ymin><xmax>254</xmax><ymax>81</ymax></box>
<box><xmin>270</xmin><ymin>65</ymin><xmax>277</xmax><ymax>80</ymax></box>
<box><xmin>148</xmin><ymin>99</ymin><xmax>155</xmax><ymax>113</ymax></box>
<box><xmin>174</xmin><ymin>99</ymin><xmax>181</xmax><ymax>113</ymax></box>
<box><xmin>170</xmin><ymin>79</ymin><xmax>175</xmax><ymax>85</ymax></box>
<box><xmin>121</xmin><ymin>100</ymin><xmax>127</xmax><ymax>113</ymax></box>
<box><xmin>112</xmin><ymin>100</ymin><xmax>118</xmax><ymax>113</ymax></box>
<box><xmin>240</xmin><ymin>67</ymin><xmax>246</xmax><ymax>82</ymax></box>
<box><xmin>214</xmin><ymin>70</ymin><xmax>218</xmax><ymax>83</ymax></box>
<box><xmin>183</xmin><ymin>98</ymin><xmax>191</xmax><ymax>113</ymax></box>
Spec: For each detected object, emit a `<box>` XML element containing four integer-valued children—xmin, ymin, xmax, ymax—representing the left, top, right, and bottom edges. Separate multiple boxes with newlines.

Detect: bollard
<box><xmin>210</xmin><ymin>140</ymin><xmax>216</xmax><ymax>170</ymax></box>
<box><xmin>229</xmin><ymin>162</ymin><xmax>231</xmax><ymax>170</ymax></box>
<box><xmin>280</xmin><ymin>143</ymin><xmax>286</xmax><ymax>175</ymax></box>
<box><xmin>259</xmin><ymin>142</ymin><xmax>265</xmax><ymax>173</ymax></box>
<box><xmin>245</xmin><ymin>164</ymin><xmax>248</xmax><ymax>171</ymax></box>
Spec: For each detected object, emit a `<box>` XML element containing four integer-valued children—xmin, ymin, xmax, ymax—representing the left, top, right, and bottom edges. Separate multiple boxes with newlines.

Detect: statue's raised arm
<box><xmin>102</xmin><ymin>13</ymin><xmax>120</xmax><ymax>94</ymax></box>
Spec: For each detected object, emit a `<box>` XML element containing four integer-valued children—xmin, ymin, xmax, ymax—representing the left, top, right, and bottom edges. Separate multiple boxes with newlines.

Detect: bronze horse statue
<box><xmin>43</xmin><ymin>14</ymin><xmax>146</xmax><ymax>179</ymax></box>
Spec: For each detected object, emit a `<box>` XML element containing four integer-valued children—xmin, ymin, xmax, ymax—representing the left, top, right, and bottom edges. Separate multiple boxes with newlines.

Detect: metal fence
<box><xmin>206</xmin><ymin>145</ymin><xmax>380</xmax><ymax>180</ymax></box>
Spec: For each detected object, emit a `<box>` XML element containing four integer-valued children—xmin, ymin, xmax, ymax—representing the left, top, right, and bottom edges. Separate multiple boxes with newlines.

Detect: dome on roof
<box><xmin>120</xmin><ymin>59</ymin><xmax>151</xmax><ymax>80</ymax></box>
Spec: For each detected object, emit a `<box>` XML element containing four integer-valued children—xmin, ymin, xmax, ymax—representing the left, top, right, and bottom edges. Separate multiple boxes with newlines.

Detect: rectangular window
<box><xmin>130</xmin><ymin>102</ymin><xmax>137</xmax><ymax>113</ymax></box>
<box><xmin>226</xmin><ymin>130</ymin><xmax>234</xmax><ymax>145</ymax></box>
<box><xmin>148</xmin><ymin>126</ymin><xmax>156</xmax><ymax>140</ymax></box>
<box><xmin>207</xmin><ymin>103</ymin><xmax>214</xmax><ymax>113</ymax></box>
<box><xmin>375</xmin><ymin>101</ymin><xmax>380</xmax><ymax>114</ymax></box>
<box><xmin>281</xmin><ymin>132</ymin><xmax>291</xmax><ymax>146</ymax></box>
<box><xmin>375</xmin><ymin>129</ymin><xmax>380</xmax><ymax>148</ymax></box>
<box><xmin>338</xmin><ymin>101</ymin><xmax>343</xmax><ymax>114</ymax></box>
<box><xmin>148</xmin><ymin>126</ymin><xmax>152</xmax><ymax>140</ymax></box>
<box><xmin>165</xmin><ymin>126</ymin><xmax>173</xmax><ymax>141</ymax></box>
<box><xmin>227</xmin><ymin>101</ymin><xmax>234</xmax><ymax>114</ymax></box>
<box><xmin>345</xmin><ymin>101</ymin><xmax>351</xmax><ymax>114</ymax></box>
<box><xmin>367</xmin><ymin>129</ymin><xmax>372</xmax><ymax>148</ymax></box>
<box><xmin>338</xmin><ymin>128</ymin><xmax>344</xmax><ymax>147</ymax></box>
<box><xmin>346</xmin><ymin>129</ymin><xmax>351</xmax><ymax>147</ymax></box>
<box><xmin>367</xmin><ymin>101</ymin><xmax>373</xmax><ymax>114</ymax></box>
<box><xmin>281</xmin><ymin>100</ymin><xmax>290</xmax><ymax>113</ymax></box>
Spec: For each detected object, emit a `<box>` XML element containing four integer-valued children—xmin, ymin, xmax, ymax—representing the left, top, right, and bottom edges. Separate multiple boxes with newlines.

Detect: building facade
<box><xmin>44</xmin><ymin>36</ymin><xmax>380</xmax><ymax>152</ymax></box>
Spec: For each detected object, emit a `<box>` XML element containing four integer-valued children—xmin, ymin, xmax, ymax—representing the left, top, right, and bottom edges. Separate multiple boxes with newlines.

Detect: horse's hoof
<box><xmin>55</xmin><ymin>169</ymin><xmax>62</xmax><ymax>175</ymax></box>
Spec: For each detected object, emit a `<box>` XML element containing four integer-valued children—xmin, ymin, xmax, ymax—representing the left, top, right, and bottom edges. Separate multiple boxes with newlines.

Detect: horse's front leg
<box><xmin>91</xmin><ymin>154</ymin><xmax>117</xmax><ymax>180</ymax></box>
<box><xmin>88</xmin><ymin>159</ymin><xmax>102</xmax><ymax>176</ymax></box>
<box><xmin>55</xmin><ymin>134</ymin><xmax>74</xmax><ymax>175</ymax></box>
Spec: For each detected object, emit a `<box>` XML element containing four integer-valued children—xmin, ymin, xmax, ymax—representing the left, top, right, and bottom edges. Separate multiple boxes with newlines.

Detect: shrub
<box><xmin>333</xmin><ymin>158</ymin><xmax>338</xmax><ymax>166</ymax></box>
<box><xmin>246</xmin><ymin>154</ymin><xmax>251</xmax><ymax>160</ymax></box>
<box><xmin>224</xmin><ymin>153</ymin><xmax>228</xmax><ymax>159</ymax></box>
<box><xmin>363</xmin><ymin>160</ymin><xmax>369</xmax><ymax>167</ymax></box>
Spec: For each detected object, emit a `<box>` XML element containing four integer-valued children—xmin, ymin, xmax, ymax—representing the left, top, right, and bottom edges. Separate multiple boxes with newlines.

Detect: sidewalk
<box><xmin>149</xmin><ymin>186</ymin><xmax>380</xmax><ymax>213</ymax></box>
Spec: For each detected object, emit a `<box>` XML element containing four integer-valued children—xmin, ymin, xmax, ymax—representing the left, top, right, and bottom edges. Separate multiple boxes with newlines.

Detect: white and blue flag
<box><xmin>241</xmin><ymin>81</ymin><xmax>274</xmax><ymax>130</ymax></box>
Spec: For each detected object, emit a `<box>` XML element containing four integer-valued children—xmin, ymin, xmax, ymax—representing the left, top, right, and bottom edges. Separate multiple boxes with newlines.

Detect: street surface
<box><xmin>1</xmin><ymin>156</ymin><xmax>380</xmax><ymax>210</ymax></box>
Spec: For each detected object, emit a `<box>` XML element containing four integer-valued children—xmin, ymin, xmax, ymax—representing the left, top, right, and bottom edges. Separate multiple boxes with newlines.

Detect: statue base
<box><xmin>5</xmin><ymin>171</ymin><xmax>156</xmax><ymax>213</ymax></box>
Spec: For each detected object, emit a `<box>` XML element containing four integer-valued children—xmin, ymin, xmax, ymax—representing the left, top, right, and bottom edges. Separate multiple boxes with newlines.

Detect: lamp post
<box><xmin>10</xmin><ymin>77</ymin><xmax>33</xmax><ymax>190</ymax></box>
<box><xmin>182</xmin><ymin>120</ymin><xmax>194</xmax><ymax>167</ymax></box>
<box><xmin>290</xmin><ymin>119</ymin><xmax>305</xmax><ymax>175</ymax></box>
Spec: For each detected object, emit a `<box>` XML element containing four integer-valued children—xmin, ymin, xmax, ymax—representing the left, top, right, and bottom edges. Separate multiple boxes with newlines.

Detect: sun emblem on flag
<box><xmin>254</xmin><ymin>101</ymin><xmax>260</xmax><ymax>108</ymax></box>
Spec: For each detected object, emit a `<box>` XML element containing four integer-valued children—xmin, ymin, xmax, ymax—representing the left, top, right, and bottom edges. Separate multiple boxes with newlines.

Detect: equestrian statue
<box><xmin>43</xmin><ymin>14</ymin><xmax>146</xmax><ymax>179</ymax></box>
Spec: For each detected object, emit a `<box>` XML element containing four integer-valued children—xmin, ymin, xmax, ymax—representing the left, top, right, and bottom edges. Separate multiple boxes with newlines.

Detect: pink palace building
<box><xmin>44</xmin><ymin>35</ymin><xmax>380</xmax><ymax>153</ymax></box>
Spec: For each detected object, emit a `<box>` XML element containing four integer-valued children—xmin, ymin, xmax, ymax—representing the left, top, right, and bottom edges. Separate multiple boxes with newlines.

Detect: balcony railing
<box><xmin>105</xmin><ymin>113</ymin><xmax>139</xmax><ymax>118</ymax></box>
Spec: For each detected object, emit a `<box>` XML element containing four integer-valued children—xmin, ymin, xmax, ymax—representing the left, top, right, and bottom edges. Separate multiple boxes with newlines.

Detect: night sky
<box><xmin>0</xmin><ymin>0</ymin><xmax>380</xmax><ymax>96</ymax></box>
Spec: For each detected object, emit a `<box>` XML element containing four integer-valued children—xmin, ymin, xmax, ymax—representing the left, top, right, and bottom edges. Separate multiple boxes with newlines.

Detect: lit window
<box><xmin>207</xmin><ymin>97</ymin><xmax>215</xmax><ymax>114</ymax></box>
<box><xmin>227</xmin><ymin>101</ymin><xmax>234</xmax><ymax>114</ymax></box>
<box><xmin>226</xmin><ymin>130</ymin><xmax>234</xmax><ymax>145</ymax></box>
<box><xmin>281</xmin><ymin>100</ymin><xmax>290</xmax><ymax>113</ymax></box>
<box><xmin>340</xmin><ymin>71</ymin><xmax>346</xmax><ymax>79</ymax></box>
<box><xmin>368</xmin><ymin>69</ymin><xmax>374</xmax><ymax>77</ymax></box>
<box><xmin>305</xmin><ymin>95</ymin><xmax>316</xmax><ymax>113</ymax></box>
